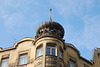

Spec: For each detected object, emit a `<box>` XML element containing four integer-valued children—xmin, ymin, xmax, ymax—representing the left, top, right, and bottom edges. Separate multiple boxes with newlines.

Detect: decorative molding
<box><xmin>34</xmin><ymin>56</ymin><xmax>43</xmax><ymax>67</ymax></box>
<box><xmin>27</xmin><ymin>58</ymin><xmax>34</xmax><ymax>64</ymax></box>
<box><xmin>18</xmin><ymin>50</ymin><xmax>29</xmax><ymax>55</ymax></box>
<box><xmin>8</xmin><ymin>58</ymin><xmax>35</xmax><ymax>67</ymax></box>
<box><xmin>8</xmin><ymin>62</ymin><xmax>17</xmax><ymax>67</ymax></box>
<box><xmin>0</xmin><ymin>38</ymin><xmax>35</xmax><ymax>52</ymax></box>
<box><xmin>46</xmin><ymin>56</ymin><xmax>57</xmax><ymax>67</ymax></box>
<box><xmin>2</xmin><ymin>54</ymin><xmax>9</xmax><ymax>58</ymax></box>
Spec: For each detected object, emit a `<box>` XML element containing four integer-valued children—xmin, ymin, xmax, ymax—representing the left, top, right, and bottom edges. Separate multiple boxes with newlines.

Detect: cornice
<box><xmin>34</xmin><ymin>34</ymin><xmax>65</xmax><ymax>45</ymax></box>
<box><xmin>0</xmin><ymin>37</ymin><xmax>35</xmax><ymax>52</ymax></box>
<box><xmin>65</xmin><ymin>43</ymin><xmax>93</xmax><ymax>65</ymax></box>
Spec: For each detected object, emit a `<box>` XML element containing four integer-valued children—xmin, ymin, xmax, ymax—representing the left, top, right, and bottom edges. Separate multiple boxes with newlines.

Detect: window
<box><xmin>36</xmin><ymin>46</ymin><xmax>43</xmax><ymax>57</ymax></box>
<box><xmin>70</xmin><ymin>60</ymin><xmax>76</xmax><ymax>67</ymax></box>
<box><xmin>46</xmin><ymin>45</ymin><xmax>56</xmax><ymax>56</ymax></box>
<box><xmin>59</xmin><ymin>50</ymin><xmax>63</xmax><ymax>59</ymax></box>
<box><xmin>19</xmin><ymin>54</ymin><xmax>27</xmax><ymax>65</ymax></box>
<box><xmin>1</xmin><ymin>58</ymin><xmax>9</xmax><ymax>67</ymax></box>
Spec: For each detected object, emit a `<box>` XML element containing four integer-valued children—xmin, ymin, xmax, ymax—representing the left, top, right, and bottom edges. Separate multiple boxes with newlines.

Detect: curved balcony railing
<box><xmin>46</xmin><ymin>55</ymin><xmax>57</xmax><ymax>67</ymax></box>
<box><xmin>46</xmin><ymin>55</ymin><xmax>64</xmax><ymax>67</ymax></box>
<box><xmin>34</xmin><ymin>56</ymin><xmax>43</xmax><ymax>67</ymax></box>
<box><xmin>34</xmin><ymin>55</ymin><xmax>64</xmax><ymax>67</ymax></box>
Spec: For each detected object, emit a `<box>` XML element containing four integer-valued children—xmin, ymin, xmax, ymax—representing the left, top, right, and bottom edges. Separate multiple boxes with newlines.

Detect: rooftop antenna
<box><xmin>9</xmin><ymin>35</ymin><xmax>16</xmax><ymax>43</ymax></box>
<box><xmin>50</xmin><ymin>8</ymin><xmax>52</xmax><ymax>21</ymax></box>
<box><xmin>13</xmin><ymin>37</ymin><xmax>16</xmax><ymax>43</ymax></box>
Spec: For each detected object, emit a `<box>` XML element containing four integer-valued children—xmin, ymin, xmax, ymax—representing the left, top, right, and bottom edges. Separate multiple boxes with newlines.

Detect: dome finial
<box><xmin>50</xmin><ymin>8</ymin><xmax>52</xmax><ymax>21</ymax></box>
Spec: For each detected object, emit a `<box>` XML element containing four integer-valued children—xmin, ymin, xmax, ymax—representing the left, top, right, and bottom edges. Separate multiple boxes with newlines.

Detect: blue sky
<box><xmin>0</xmin><ymin>0</ymin><xmax>100</xmax><ymax>60</ymax></box>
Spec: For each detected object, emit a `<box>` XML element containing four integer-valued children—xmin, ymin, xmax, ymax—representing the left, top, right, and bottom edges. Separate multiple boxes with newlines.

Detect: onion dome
<box><xmin>36</xmin><ymin>21</ymin><xmax>64</xmax><ymax>39</ymax></box>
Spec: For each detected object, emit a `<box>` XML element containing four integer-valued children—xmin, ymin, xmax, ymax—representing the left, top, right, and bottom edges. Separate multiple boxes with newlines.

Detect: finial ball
<box><xmin>50</xmin><ymin>9</ymin><xmax>52</xmax><ymax>11</ymax></box>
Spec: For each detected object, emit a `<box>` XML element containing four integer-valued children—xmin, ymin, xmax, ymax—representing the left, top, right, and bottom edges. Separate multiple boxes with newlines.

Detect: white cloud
<box><xmin>0</xmin><ymin>0</ymin><xmax>39</xmax><ymax>29</ymax></box>
<box><xmin>0</xmin><ymin>0</ymin><xmax>23</xmax><ymax>28</ymax></box>
<box><xmin>4</xmin><ymin>13</ymin><xmax>24</xmax><ymax>29</ymax></box>
<box><xmin>49</xmin><ymin>0</ymin><xmax>96</xmax><ymax>17</ymax></box>
<box><xmin>69</xmin><ymin>15</ymin><xmax>100</xmax><ymax>50</ymax></box>
<box><xmin>81</xmin><ymin>15</ymin><xmax>100</xmax><ymax>49</ymax></box>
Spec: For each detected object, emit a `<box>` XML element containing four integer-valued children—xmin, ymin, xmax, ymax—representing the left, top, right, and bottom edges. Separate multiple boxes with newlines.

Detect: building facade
<box><xmin>0</xmin><ymin>21</ymin><xmax>100</xmax><ymax>67</ymax></box>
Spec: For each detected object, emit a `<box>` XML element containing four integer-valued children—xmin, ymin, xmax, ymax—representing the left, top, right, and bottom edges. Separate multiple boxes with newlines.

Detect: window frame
<box><xmin>69</xmin><ymin>59</ymin><xmax>76</xmax><ymax>67</ymax></box>
<box><xmin>59</xmin><ymin>47</ymin><xmax>63</xmax><ymax>59</ymax></box>
<box><xmin>1</xmin><ymin>58</ymin><xmax>9</xmax><ymax>67</ymax></box>
<box><xmin>36</xmin><ymin>45</ymin><xmax>43</xmax><ymax>58</ymax></box>
<box><xmin>59</xmin><ymin>50</ymin><xmax>63</xmax><ymax>59</ymax></box>
<box><xmin>46</xmin><ymin>44</ymin><xmax>56</xmax><ymax>56</ymax></box>
<box><xmin>18</xmin><ymin>54</ymin><xmax>28</xmax><ymax>65</ymax></box>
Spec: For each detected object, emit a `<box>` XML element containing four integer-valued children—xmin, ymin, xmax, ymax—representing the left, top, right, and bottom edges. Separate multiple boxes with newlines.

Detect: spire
<box><xmin>50</xmin><ymin>8</ymin><xmax>52</xmax><ymax>21</ymax></box>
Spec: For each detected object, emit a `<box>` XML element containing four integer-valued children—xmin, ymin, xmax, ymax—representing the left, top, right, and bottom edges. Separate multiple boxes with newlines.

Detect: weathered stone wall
<box><xmin>0</xmin><ymin>37</ymin><xmax>99</xmax><ymax>67</ymax></box>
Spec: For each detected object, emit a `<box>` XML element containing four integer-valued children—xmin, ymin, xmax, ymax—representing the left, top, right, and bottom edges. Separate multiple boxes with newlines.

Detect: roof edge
<box><xmin>0</xmin><ymin>37</ymin><xmax>35</xmax><ymax>52</ymax></box>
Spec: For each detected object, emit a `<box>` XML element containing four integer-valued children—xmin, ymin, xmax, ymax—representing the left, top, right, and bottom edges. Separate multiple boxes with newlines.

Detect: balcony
<box><xmin>34</xmin><ymin>56</ymin><xmax>43</xmax><ymax>67</ymax></box>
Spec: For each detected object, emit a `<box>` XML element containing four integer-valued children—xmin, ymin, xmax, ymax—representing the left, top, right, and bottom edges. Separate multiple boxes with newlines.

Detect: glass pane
<box><xmin>52</xmin><ymin>48</ymin><xmax>55</xmax><ymax>55</ymax></box>
<box><xmin>39</xmin><ymin>48</ymin><xmax>42</xmax><ymax>56</ymax></box>
<box><xmin>24</xmin><ymin>57</ymin><xmax>27</xmax><ymax>64</ymax></box>
<box><xmin>50</xmin><ymin>45</ymin><xmax>56</xmax><ymax>47</ymax></box>
<box><xmin>1</xmin><ymin>58</ymin><xmax>9</xmax><ymax>67</ymax></box>
<box><xmin>70</xmin><ymin>60</ymin><xmax>76</xmax><ymax>67</ymax></box>
<box><xmin>19</xmin><ymin>58</ymin><xmax>23</xmax><ymax>65</ymax></box>
<box><xmin>37</xmin><ymin>49</ymin><xmax>39</xmax><ymax>57</ymax></box>
<box><xmin>46</xmin><ymin>45</ymin><xmax>56</xmax><ymax>56</ymax></box>
<box><xmin>36</xmin><ymin>47</ymin><xmax>43</xmax><ymax>57</ymax></box>
<box><xmin>20</xmin><ymin>54</ymin><xmax>27</xmax><ymax>58</ymax></box>
<box><xmin>59</xmin><ymin>51</ymin><xmax>63</xmax><ymax>59</ymax></box>
<box><xmin>19</xmin><ymin>54</ymin><xmax>27</xmax><ymax>65</ymax></box>
<box><xmin>46</xmin><ymin>48</ymin><xmax>50</xmax><ymax>55</ymax></box>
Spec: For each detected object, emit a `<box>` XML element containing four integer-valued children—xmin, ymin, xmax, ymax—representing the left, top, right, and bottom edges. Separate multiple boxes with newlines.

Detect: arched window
<box><xmin>36</xmin><ymin>45</ymin><xmax>43</xmax><ymax>57</ymax></box>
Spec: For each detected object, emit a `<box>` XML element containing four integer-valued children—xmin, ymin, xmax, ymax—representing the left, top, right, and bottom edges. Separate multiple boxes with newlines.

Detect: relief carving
<box><xmin>34</xmin><ymin>56</ymin><xmax>43</xmax><ymax>67</ymax></box>
<box><xmin>27</xmin><ymin>58</ymin><xmax>34</xmax><ymax>64</ymax></box>
<box><xmin>8</xmin><ymin>62</ymin><xmax>17</xmax><ymax>67</ymax></box>
<box><xmin>46</xmin><ymin>56</ymin><xmax>57</xmax><ymax>67</ymax></box>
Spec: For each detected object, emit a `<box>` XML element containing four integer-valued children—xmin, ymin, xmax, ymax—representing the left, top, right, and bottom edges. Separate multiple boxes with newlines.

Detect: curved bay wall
<box><xmin>34</xmin><ymin>56</ymin><xmax>43</xmax><ymax>67</ymax></box>
<box><xmin>46</xmin><ymin>55</ymin><xmax>57</xmax><ymax>67</ymax></box>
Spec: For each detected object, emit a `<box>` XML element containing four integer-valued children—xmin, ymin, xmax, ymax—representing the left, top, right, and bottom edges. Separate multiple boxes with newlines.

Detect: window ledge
<box><xmin>35</xmin><ymin>55</ymin><xmax>43</xmax><ymax>59</ymax></box>
<box><xmin>46</xmin><ymin>55</ymin><xmax>57</xmax><ymax>57</ymax></box>
<box><xmin>17</xmin><ymin>64</ymin><xmax>27</xmax><ymax>67</ymax></box>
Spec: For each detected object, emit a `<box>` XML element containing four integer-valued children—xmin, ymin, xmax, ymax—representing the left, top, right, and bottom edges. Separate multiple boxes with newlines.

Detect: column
<box><xmin>42</xmin><ymin>42</ymin><xmax>46</xmax><ymax>67</ymax></box>
<box><xmin>57</xmin><ymin>43</ymin><xmax>60</xmax><ymax>67</ymax></box>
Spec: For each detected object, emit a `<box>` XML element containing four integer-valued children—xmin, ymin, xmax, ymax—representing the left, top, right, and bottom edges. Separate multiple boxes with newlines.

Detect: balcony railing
<box><xmin>34</xmin><ymin>56</ymin><xmax>43</xmax><ymax>67</ymax></box>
